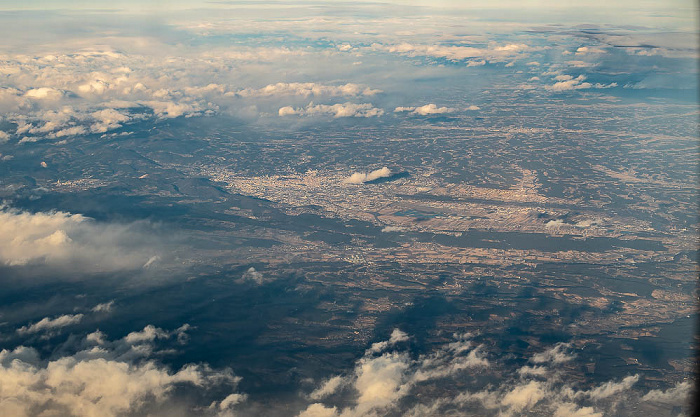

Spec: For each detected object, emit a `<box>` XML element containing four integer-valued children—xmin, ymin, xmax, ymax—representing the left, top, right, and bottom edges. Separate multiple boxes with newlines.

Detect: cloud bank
<box><xmin>237</xmin><ymin>83</ymin><xmax>381</xmax><ymax>98</ymax></box>
<box><xmin>0</xmin><ymin>206</ymin><xmax>163</xmax><ymax>273</ymax></box>
<box><xmin>0</xmin><ymin>324</ymin><xmax>243</xmax><ymax>417</ymax></box>
<box><xmin>297</xmin><ymin>335</ymin><xmax>693</xmax><ymax>417</ymax></box>
<box><xmin>279</xmin><ymin>102</ymin><xmax>384</xmax><ymax>118</ymax></box>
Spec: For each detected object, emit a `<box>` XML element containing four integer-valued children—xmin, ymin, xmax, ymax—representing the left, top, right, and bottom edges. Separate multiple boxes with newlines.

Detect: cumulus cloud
<box><xmin>16</xmin><ymin>314</ymin><xmax>84</xmax><ymax>335</ymax></box>
<box><xmin>530</xmin><ymin>342</ymin><xmax>574</xmax><ymax>364</ymax></box>
<box><xmin>0</xmin><ymin>49</ymin><xmax>251</xmax><ymax>142</ymax></box>
<box><xmin>642</xmin><ymin>380</ymin><xmax>693</xmax><ymax>404</ymax></box>
<box><xmin>278</xmin><ymin>102</ymin><xmax>383</xmax><ymax>118</ymax></box>
<box><xmin>501</xmin><ymin>380</ymin><xmax>545</xmax><ymax>411</ymax></box>
<box><xmin>378</xmin><ymin>42</ymin><xmax>532</xmax><ymax>63</ymax></box>
<box><xmin>92</xmin><ymin>300</ymin><xmax>115</xmax><ymax>313</ymax></box>
<box><xmin>24</xmin><ymin>87</ymin><xmax>65</xmax><ymax>100</ymax></box>
<box><xmin>366</xmin><ymin>328</ymin><xmax>409</xmax><ymax>354</ymax></box>
<box><xmin>586</xmin><ymin>375</ymin><xmax>640</xmax><ymax>400</ymax></box>
<box><xmin>89</xmin><ymin>108</ymin><xmax>131</xmax><ymax>133</ymax></box>
<box><xmin>237</xmin><ymin>83</ymin><xmax>380</xmax><ymax>98</ymax></box>
<box><xmin>344</xmin><ymin>167</ymin><xmax>392</xmax><ymax>184</ymax></box>
<box><xmin>296</xmin><ymin>334</ymin><xmax>687</xmax><ymax>417</ymax></box>
<box><xmin>310</xmin><ymin>375</ymin><xmax>347</xmax><ymax>401</ymax></box>
<box><xmin>298</xmin><ymin>331</ymin><xmax>488</xmax><ymax>417</ymax></box>
<box><xmin>575</xmin><ymin>46</ymin><xmax>607</xmax><ymax>55</ymax></box>
<box><xmin>394</xmin><ymin>104</ymin><xmax>456</xmax><ymax>116</ymax></box>
<box><xmin>0</xmin><ymin>206</ymin><xmax>164</xmax><ymax>273</ymax></box>
<box><xmin>545</xmin><ymin>75</ymin><xmax>592</xmax><ymax>91</ymax></box>
<box><xmin>545</xmin><ymin>75</ymin><xmax>617</xmax><ymax>92</ymax></box>
<box><xmin>237</xmin><ymin>267</ymin><xmax>269</xmax><ymax>285</ymax></box>
<box><xmin>0</xmin><ymin>324</ymin><xmax>243</xmax><ymax>417</ymax></box>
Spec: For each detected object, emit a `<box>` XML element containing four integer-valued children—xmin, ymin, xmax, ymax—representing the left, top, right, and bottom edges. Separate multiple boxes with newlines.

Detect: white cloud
<box><xmin>140</xmin><ymin>100</ymin><xmax>201</xmax><ymax>119</ymax></box>
<box><xmin>310</xmin><ymin>375</ymin><xmax>347</xmax><ymax>400</ymax></box>
<box><xmin>501</xmin><ymin>380</ymin><xmax>545</xmax><ymax>411</ymax></box>
<box><xmin>0</xmin><ymin>206</ymin><xmax>163</xmax><ymax>273</ymax></box>
<box><xmin>298</xmin><ymin>332</ymin><xmax>489</xmax><ymax>417</ymax></box>
<box><xmin>545</xmin><ymin>75</ymin><xmax>592</xmax><ymax>91</ymax></box>
<box><xmin>379</xmin><ymin>42</ymin><xmax>532</xmax><ymax>63</ymax></box>
<box><xmin>16</xmin><ymin>314</ymin><xmax>84</xmax><ymax>335</ymax></box>
<box><xmin>238</xmin><ymin>83</ymin><xmax>380</xmax><ymax>98</ymax></box>
<box><xmin>531</xmin><ymin>342</ymin><xmax>574</xmax><ymax>364</ymax></box>
<box><xmin>394</xmin><ymin>104</ymin><xmax>456</xmax><ymax>115</ymax></box>
<box><xmin>279</xmin><ymin>106</ymin><xmax>298</xmax><ymax>116</ymax></box>
<box><xmin>24</xmin><ymin>87</ymin><xmax>64</xmax><ymax>100</ymax></box>
<box><xmin>279</xmin><ymin>102</ymin><xmax>383</xmax><ymax>118</ymax></box>
<box><xmin>297</xmin><ymin>335</ymin><xmax>690</xmax><ymax>416</ymax></box>
<box><xmin>0</xmin><ymin>325</ymin><xmax>243</xmax><ymax>417</ymax></box>
<box><xmin>548</xmin><ymin>76</ymin><xmax>616</xmax><ymax>92</ymax></box>
<box><xmin>344</xmin><ymin>167</ymin><xmax>392</xmax><ymax>184</ymax></box>
<box><xmin>92</xmin><ymin>301</ymin><xmax>115</xmax><ymax>313</ymax></box>
<box><xmin>124</xmin><ymin>324</ymin><xmax>170</xmax><ymax>344</ymax></box>
<box><xmin>367</xmin><ymin>328</ymin><xmax>409</xmax><ymax>354</ymax></box>
<box><xmin>642</xmin><ymin>380</ymin><xmax>692</xmax><ymax>404</ymax></box>
<box><xmin>238</xmin><ymin>267</ymin><xmax>267</xmax><ymax>285</ymax></box>
<box><xmin>298</xmin><ymin>403</ymin><xmax>339</xmax><ymax>417</ymax></box>
<box><xmin>554</xmin><ymin>403</ymin><xmax>603</xmax><ymax>417</ymax></box>
<box><xmin>89</xmin><ymin>108</ymin><xmax>131</xmax><ymax>133</ymax></box>
<box><xmin>545</xmin><ymin>219</ymin><xmax>566</xmax><ymax>228</ymax></box>
<box><xmin>586</xmin><ymin>375</ymin><xmax>639</xmax><ymax>400</ymax></box>
<box><xmin>575</xmin><ymin>46</ymin><xmax>607</xmax><ymax>55</ymax></box>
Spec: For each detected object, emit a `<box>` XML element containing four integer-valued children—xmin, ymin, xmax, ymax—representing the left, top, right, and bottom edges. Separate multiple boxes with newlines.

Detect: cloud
<box><xmin>24</xmin><ymin>87</ymin><xmax>64</xmax><ymax>100</ymax></box>
<box><xmin>367</xmin><ymin>328</ymin><xmax>409</xmax><ymax>354</ymax></box>
<box><xmin>586</xmin><ymin>375</ymin><xmax>639</xmax><ymax>400</ymax></box>
<box><xmin>237</xmin><ymin>83</ymin><xmax>381</xmax><ymax>98</ymax></box>
<box><xmin>89</xmin><ymin>108</ymin><xmax>131</xmax><ymax>133</ymax></box>
<box><xmin>344</xmin><ymin>167</ymin><xmax>392</xmax><ymax>184</ymax></box>
<box><xmin>16</xmin><ymin>314</ymin><xmax>84</xmax><ymax>335</ymax></box>
<box><xmin>298</xmin><ymin>331</ymin><xmax>489</xmax><ymax>417</ymax></box>
<box><xmin>378</xmin><ymin>42</ymin><xmax>532</xmax><ymax>63</ymax></box>
<box><xmin>124</xmin><ymin>325</ymin><xmax>171</xmax><ymax>344</ymax></box>
<box><xmin>394</xmin><ymin>104</ymin><xmax>456</xmax><ymax>116</ymax></box>
<box><xmin>296</xmin><ymin>333</ymin><xmax>687</xmax><ymax>417</ymax></box>
<box><xmin>575</xmin><ymin>46</ymin><xmax>607</xmax><ymax>55</ymax></box>
<box><xmin>0</xmin><ymin>324</ymin><xmax>243</xmax><ymax>417</ymax></box>
<box><xmin>310</xmin><ymin>375</ymin><xmax>347</xmax><ymax>401</ymax></box>
<box><xmin>530</xmin><ymin>342</ymin><xmax>574</xmax><ymax>364</ymax></box>
<box><xmin>553</xmin><ymin>403</ymin><xmax>603</xmax><ymax>417</ymax></box>
<box><xmin>545</xmin><ymin>75</ymin><xmax>593</xmax><ymax>91</ymax></box>
<box><xmin>501</xmin><ymin>380</ymin><xmax>545</xmax><ymax>411</ymax></box>
<box><xmin>237</xmin><ymin>267</ymin><xmax>268</xmax><ymax>285</ymax></box>
<box><xmin>642</xmin><ymin>381</ymin><xmax>692</xmax><ymax>404</ymax></box>
<box><xmin>278</xmin><ymin>102</ymin><xmax>383</xmax><ymax>118</ymax></box>
<box><xmin>0</xmin><ymin>206</ymin><xmax>163</xmax><ymax>273</ymax></box>
<box><xmin>92</xmin><ymin>301</ymin><xmax>115</xmax><ymax>313</ymax></box>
